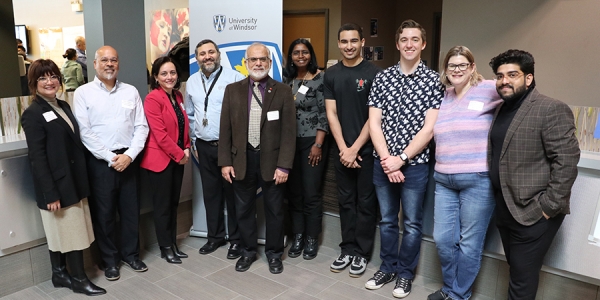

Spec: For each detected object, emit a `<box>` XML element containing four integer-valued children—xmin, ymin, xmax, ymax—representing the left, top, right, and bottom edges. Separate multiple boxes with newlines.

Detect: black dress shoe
<box><xmin>72</xmin><ymin>277</ymin><xmax>106</xmax><ymax>296</ymax></box>
<box><xmin>303</xmin><ymin>236</ymin><xmax>319</xmax><ymax>260</ymax></box>
<box><xmin>227</xmin><ymin>243</ymin><xmax>242</xmax><ymax>259</ymax></box>
<box><xmin>287</xmin><ymin>233</ymin><xmax>304</xmax><ymax>258</ymax></box>
<box><xmin>199</xmin><ymin>240</ymin><xmax>226</xmax><ymax>255</ymax></box>
<box><xmin>104</xmin><ymin>266</ymin><xmax>120</xmax><ymax>281</ymax></box>
<box><xmin>122</xmin><ymin>259</ymin><xmax>148</xmax><ymax>272</ymax></box>
<box><xmin>173</xmin><ymin>244</ymin><xmax>188</xmax><ymax>258</ymax></box>
<box><xmin>235</xmin><ymin>256</ymin><xmax>256</xmax><ymax>272</ymax></box>
<box><xmin>160</xmin><ymin>246</ymin><xmax>182</xmax><ymax>264</ymax></box>
<box><xmin>268</xmin><ymin>258</ymin><xmax>283</xmax><ymax>274</ymax></box>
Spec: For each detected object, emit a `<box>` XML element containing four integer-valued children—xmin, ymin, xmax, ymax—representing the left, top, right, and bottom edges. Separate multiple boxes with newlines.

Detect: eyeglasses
<box><xmin>37</xmin><ymin>75</ymin><xmax>60</xmax><ymax>82</ymax></box>
<box><xmin>292</xmin><ymin>50</ymin><xmax>310</xmax><ymax>56</ymax></box>
<box><xmin>98</xmin><ymin>57</ymin><xmax>119</xmax><ymax>65</ymax></box>
<box><xmin>447</xmin><ymin>63</ymin><xmax>471</xmax><ymax>71</ymax></box>
<box><xmin>246</xmin><ymin>56</ymin><xmax>269</xmax><ymax>63</ymax></box>
<box><xmin>495</xmin><ymin>72</ymin><xmax>524</xmax><ymax>81</ymax></box>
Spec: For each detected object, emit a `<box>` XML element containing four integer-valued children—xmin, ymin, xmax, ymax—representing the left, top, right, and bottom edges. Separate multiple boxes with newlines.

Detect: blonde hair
<box><xmin>440</xmin><ymin>45</ymin><xmax>484</xmax><ymax>87</ymax></box>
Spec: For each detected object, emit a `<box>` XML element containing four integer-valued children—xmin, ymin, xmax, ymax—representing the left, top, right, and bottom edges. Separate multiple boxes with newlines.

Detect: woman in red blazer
<box><xmin>140</xmin><ymin>57</ymin><xmax>190</xmax><ymax>264</ymax></box>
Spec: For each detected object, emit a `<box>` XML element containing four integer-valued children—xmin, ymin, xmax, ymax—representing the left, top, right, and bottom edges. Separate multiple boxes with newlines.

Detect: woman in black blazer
<box><xmin>21</xmin><ymin>59</ymin><xmax>105</xmax><ymax>296</ymax></box>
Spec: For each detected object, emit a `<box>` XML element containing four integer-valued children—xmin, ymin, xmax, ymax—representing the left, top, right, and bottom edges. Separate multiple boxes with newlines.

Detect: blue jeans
<box><xmin>433</xmin><ymin>171</ymin><xmax>495</xmax><ymax>300</ymax></box>
<box><xmin>374</xmin><ymin>159</ymin><xmax>428</xmax><ymax>279</ymax></box>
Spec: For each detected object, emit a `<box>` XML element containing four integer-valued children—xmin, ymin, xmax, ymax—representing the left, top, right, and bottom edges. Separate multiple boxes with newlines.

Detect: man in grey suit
<box><xmin>219</xmin><ymin>42</ymin><xmax>296</xmax><ymax>274</ymax></box>
<box><xmin>488</xmin><ymin>49</ymin><xmax>580</xmax><ymax>300</ymax></box>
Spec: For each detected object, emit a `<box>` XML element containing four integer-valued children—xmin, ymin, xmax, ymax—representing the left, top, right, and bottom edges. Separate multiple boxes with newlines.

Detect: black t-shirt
<box><xmin>323</xmin><ymin>60</ymin><xmax>381</xmax><ymax>153</ymax></box>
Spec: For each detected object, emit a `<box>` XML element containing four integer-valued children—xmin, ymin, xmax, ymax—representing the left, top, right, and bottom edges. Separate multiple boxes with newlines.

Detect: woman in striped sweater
<box><xmin>428</xmin><ymin>46</ymin><xmax>502</xmax><ymax>300</ymax></box>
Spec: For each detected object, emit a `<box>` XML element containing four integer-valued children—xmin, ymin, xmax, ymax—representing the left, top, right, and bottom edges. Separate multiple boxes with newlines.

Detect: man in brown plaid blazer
<box><xmin>487</xmin><ymin>49</ymin><xmax>580</xmax><ymax>300</ymax></box>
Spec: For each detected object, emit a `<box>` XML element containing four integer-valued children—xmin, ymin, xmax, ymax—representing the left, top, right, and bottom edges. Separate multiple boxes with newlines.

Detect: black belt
<box><xmin>247</xmin><ymin>143</ymin><xmax>260</xmax><ymax>152</ymax></box>
<box><xmin>200</xmin><ymin>140</ymin><xmax>219</xmax><ymax>147</ymax></box>
<box><xmin>112</xmin><ymin>148</ymin><xmax>128</xmax><ymax>154</ymax></box>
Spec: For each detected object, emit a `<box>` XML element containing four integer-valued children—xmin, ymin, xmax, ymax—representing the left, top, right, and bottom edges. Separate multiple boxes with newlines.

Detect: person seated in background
<box><xmin>61</xmin><ymin>48</ymin><xmax>85</xmax><ymax>92</ymax></box>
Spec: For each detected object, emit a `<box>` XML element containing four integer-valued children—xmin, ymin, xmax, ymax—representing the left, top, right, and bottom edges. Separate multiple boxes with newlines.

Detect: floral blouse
<box><xmin>288</xmin><ymin>72</ymin><xmax>329</xmax><ymax>137</ymax></box>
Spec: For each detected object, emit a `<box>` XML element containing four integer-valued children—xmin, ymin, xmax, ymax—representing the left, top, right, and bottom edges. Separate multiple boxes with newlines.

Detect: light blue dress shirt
<box><xmin>185</xmin><ymin>67</ymin><xmax>245</xmax><ymax>143</ymax></box>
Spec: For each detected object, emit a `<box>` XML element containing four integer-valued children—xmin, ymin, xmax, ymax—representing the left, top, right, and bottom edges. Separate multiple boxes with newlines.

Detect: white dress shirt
<box><xmin>73</xmin><ymin>76</ymin><xmax>149</xmax><ymax>166</ymax></box>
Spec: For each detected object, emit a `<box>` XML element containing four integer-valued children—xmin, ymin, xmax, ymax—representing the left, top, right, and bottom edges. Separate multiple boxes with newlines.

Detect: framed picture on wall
<box><xmin>370</xmin><ymin>18</ymin><xmax>378</xmax><ymax>37</ymax></box>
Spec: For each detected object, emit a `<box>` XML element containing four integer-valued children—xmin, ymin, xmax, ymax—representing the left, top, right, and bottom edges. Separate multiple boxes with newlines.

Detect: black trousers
<box><xmin>196</xmin><ymin>139</ymin><xmax>239</xmax><ymax>243</ymax></box>
<box><xmin>495</xmin><ymin>192</ymin><xmax>565</xmax><ymax>300</ymax></box>
<box><xmin>232</xmin><ymin>149</ymin><xmax>285</xmax><ymax>259</ymax></box>
<box><xmin>87</xmin><ymin>155</ymin><xmax>140</xmax><ymax>267</ymax></box>
<box><xmin>140</xmin><ymin>161</ymin><xmax>184</xmax><ymax>248</ymax></box>
<box><xmin>287</xmin><ymin>136</ymin><xmax>329</xmax><ymax>237</ymax></box>
<box><xmin>333</xmin><ymin>147</ymin><xmax>377</xmax><ymax>258</ymax></box>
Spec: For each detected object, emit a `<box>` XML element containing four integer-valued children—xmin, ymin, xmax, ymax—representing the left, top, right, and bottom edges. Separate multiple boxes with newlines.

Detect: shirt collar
<box><xmin>397</xmin><ymin>60</ymin><xmax>425</xmax><ymax>77</ymax></box>
<box><xmin>201</xmin><ymin>66</ymin><xmax>223</xmax><ymax>81</ymax></box>
<box><xmin>249</xmin><ymin>76</ymin><xmax>269</xmax><ymax>88</ymax></box>
<box><xmin>94</xmin><ymin>76</ymin><xmax>120</xmax><ymax>92</ymax></box>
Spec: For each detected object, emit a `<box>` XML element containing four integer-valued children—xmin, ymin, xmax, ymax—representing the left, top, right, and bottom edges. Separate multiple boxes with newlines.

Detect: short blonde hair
<box><xmin>440</xmin><ymin>45</ymin><xmax>484</xmax><ymax>87</ymax></box>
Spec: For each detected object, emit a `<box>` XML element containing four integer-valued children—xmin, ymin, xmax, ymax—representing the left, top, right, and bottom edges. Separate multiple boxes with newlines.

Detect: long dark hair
<box><xmin>284</xmin><ymin>38</ymin><xmax>318</xmax><ymax>82</ymax></box>
<box><xmin>150</xmin><ymin>56</ymin><xmax>181</xmax><ymax>90</ymax></box>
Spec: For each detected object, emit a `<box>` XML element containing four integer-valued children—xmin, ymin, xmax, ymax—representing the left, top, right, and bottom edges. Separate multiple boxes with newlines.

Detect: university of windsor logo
<box><xmin>213</xmin><ymin>15</ymin><xmax>226</xmax><ymax>32</ymax></box>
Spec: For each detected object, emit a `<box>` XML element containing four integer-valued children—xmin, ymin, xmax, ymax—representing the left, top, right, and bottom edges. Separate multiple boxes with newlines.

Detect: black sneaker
<box><xmin>330</xmin><ymin>254</ymin><xmax>353</xmax><ymax>272</ymax></box>
<box><xmin>428</xmin><ymin>289</ymin><xmax>452</xmax><ymax>300</ymax></box>
<box><xmin>392</xmin><ymin>277</ymin><xmax>412</xmax><ymax>298</ymax></box>
<box><xmin>349</xmin><ymin>256</ymin><xmax>367</xmax><ymax>277</ymax></box>
<box><xmin>364</xmin><ymin>270</ymin><xmax>396</xmax><ymax>290</ymax></box>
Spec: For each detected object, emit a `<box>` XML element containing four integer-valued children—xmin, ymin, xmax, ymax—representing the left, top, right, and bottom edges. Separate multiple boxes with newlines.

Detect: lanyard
<box><xmin>200</xmin><ymin>66</ymin><xmax>223</xmax><ymax>114</ymax></box>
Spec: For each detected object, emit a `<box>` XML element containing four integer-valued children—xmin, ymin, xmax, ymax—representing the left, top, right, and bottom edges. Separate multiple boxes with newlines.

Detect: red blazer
<box><xmin>141</xmin><ymin>88</ymin><xmax>191</xmax><ymax>172</ymax></box>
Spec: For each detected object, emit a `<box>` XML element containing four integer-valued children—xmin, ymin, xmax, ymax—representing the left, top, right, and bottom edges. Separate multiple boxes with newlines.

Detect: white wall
<box><xmin>440</xmin><ymin>0</ymin><xmax>600</xmax><ymax>107</ymax></box>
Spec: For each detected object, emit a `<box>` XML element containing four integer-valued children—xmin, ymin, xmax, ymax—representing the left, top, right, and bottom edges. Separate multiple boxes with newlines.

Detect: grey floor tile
<box><xmin>315</xmin><ymin>281</ymin><xmax>389</xmax><ymax>300</ymax></box>
<box><xmin>1</xmin><ymin>286</ymin><xmax>51</xmax><ymax>300</ymax></box>
<box><xmin>46</xmin><ymin>287</ymin><xmax>116</xmax><ymax>300</ymax></box>
<box><xmin>156</xmin><ymin>270</ymin><xmax>239</xmax><ymax>300</ymax></box>
<box><xmin>251</xmin><ymin>262</ymin><xmax>336</xmax><ymax>296</ymax></box>
<box><xmin>178</xmin><ymin>247</ymin><xmax>234</xmax><ymax>277</ymax></box>
<box><xmin>133</xmin><ymin>251</ymin><xmax>185</xmax><ymax>283</ymax></box>
<box><xmin>105</xmin><ymin>276</ymin><xmax>180</xmax><ymax>299</ymax></box>
<box><xmin>273</xmin><ymin>289</ymin><xmax>319</xmax><ymax>300</ymax></box>
<box><xmin>205</xmin><ymin>267</ymin><xmax>288</xmax><ymax>300</ymax></box>
<box><xmin>0</xmin><ymin>250</ymin><xmax>34</xmax><ymax>297</ymax></box>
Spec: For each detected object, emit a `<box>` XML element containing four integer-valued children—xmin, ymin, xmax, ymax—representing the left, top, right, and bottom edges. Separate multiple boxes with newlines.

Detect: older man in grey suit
<box><xmin>488</xmin><ymin>49</ymin><xmax>580</xmax><ymax>300</ymax></box>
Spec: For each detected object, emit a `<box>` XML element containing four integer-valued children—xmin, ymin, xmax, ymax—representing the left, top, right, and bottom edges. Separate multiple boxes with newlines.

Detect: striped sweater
<box><xmin>433</xmin><ymin>80</ymin><xmax>502</xmax><ymax>174</ymax></box>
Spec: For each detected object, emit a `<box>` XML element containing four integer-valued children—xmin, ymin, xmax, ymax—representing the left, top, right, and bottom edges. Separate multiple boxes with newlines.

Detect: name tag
<box><xmin>298</xmin><ymin>85</ymin><xmax>309</xmax><ymax>95</ymax></box>
<box><xmin>180</xmin><ymin>102</ymin><xmax>185</xmax><ymax>111</ymax></box>
<box><xmin>43</xmin><ymin>111</ymin><xmax>57</xmax><ymax>122</ymax></box>
<box><xmin>467</xmin><ymin>101</ymin><xmax>484</xmax><ymax>111</ymax></box>
<box><xmin>267</xmin><ymin>110</ymin><xmax>279</xmax><ymax>121</ymax></box>
<box><xmin>121</xmin><ymin>99</ymin><xmax>134</xmax><ymax>109</ymax></box>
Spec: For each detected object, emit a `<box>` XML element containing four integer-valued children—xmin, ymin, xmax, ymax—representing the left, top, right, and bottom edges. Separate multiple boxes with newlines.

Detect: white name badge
<box><xmin>180</xmin><ymin>102</ymin><xmax>185</xmax><ymax>111</ymax></box>
<box><xmin>43</xmin><ymin>111</ymin><xmax>58</xmax><ymax>122</ymax></box>
<box><xmin>121</xmin><ymin>99</ymin><xmax>134</xmax><ymax>109</ymax></box>
<box><xmin>267</xmin><ymin>110</ymin><xmax>279</xmax><ymax>121</ymax></box>
<box><xmin>467</xmin><ymin>100</ymin><xmax>484</xmax><ymax>111</ymax></box>
<box><xmin>298</xmin><ymin>85</ymin><xmax>309</xmax><ymax>95</ymax></box>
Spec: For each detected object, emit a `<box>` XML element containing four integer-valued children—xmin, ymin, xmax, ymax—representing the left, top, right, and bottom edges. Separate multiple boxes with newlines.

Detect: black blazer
<box><xmin>21</xmin><ymin>96</ymin><xmax>90</xmax><ymax>210</ymax></box>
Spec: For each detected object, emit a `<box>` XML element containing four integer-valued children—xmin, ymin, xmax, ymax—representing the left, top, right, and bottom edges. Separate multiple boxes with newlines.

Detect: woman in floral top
<box><xmin>284</xmin><ymin>39</ymin><xmax>329</xmax><ymax>260</ymax></box>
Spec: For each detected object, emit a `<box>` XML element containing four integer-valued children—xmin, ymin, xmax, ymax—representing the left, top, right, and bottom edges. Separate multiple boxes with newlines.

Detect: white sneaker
<box><xmin>330</xmin><ymin>254</ymin><xmax>353</xmax><ymax>272</ymax></box>
<box><xmin>392</xmin><ymin>277</ymin><xmax>412</xmax><ymax>298</ymax></box>
<box><xmin>365</xmin><ymin>270</ymin><xmax>396</xmax><ymax>290</ymax></box>
<box><xmin>349</xmin><ymin>256</ymin><xmax>367</xmax><ymax>277</ymax></box>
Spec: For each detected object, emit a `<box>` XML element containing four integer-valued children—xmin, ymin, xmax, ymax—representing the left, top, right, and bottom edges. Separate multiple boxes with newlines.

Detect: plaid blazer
<box><xmin>489</xmin><ymin>88</ymin><xmax>580</xmax><ymax>226</ymax></box>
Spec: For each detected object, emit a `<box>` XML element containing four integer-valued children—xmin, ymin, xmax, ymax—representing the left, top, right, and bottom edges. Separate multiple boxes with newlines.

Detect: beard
<box><xmin>497</xmin><ymin>83</ymin><xmax>528</xmax><ymax>104</ymax></box>
<box><xmin>248</xmin><ymin>68</ymin><xmax>269</xmax><ymax>80</ymax></box>
<box><xmin>200</xmin><ymin>58</ymin><xmax>221</xmax><ymax>74</ymax></box>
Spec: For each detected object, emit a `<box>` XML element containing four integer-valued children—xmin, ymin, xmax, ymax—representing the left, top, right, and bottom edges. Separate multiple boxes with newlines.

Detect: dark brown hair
<box><xmin>27</xmin><ymin>59</ymin><xmax>63</xmax><ymax>96</ymax></box>
<box><xmin>150</xmin><ymin>56</ymin><xmax>181</xmax><ymax>90</ymax></box>
<box><xmin>395</xmin><ymin>19</ymin><xmax>426</xmax><ymax>44</ymax></box>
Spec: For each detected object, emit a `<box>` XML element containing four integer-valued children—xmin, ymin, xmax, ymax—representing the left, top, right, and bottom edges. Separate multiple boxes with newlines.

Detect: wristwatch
<box><xmin>314</xmin><ymin>143</ymin><xmax>322</xmax><ymax>148</ymax></box>
<box><xmin>399</xmin><ymin>152</ymin><xmax>409</xmax><ymax>162</ymax></box>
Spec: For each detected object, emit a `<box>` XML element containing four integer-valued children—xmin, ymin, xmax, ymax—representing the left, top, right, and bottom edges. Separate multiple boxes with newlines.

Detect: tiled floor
<box><xmin>1</xmin><ymin>236</ymin><xmax>440</xmax><ymax>300</ymax></box>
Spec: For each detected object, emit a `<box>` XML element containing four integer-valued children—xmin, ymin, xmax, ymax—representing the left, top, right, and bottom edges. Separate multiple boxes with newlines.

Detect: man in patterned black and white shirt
<box><xmin>366</xmin><ymin>20</ymin><xmax>443</xmax><ymax>298</ymax></box>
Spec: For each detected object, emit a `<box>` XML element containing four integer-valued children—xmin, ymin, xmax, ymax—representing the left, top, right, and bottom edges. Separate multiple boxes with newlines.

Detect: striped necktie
<box><xmin>248</xmin><ymin>82</ymin><xmax>262</xmax><ymax>147</ymax></box>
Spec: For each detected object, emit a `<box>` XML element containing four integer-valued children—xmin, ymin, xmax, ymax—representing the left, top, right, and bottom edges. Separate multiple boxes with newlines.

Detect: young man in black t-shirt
<box><xmin>324</xmin><ymin>23</ymin><xmax>381</xmax><ymax>278</ymax></box>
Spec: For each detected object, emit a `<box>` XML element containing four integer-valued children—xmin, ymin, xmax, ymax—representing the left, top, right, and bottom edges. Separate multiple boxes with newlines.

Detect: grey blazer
<box><xmin>218</xmin><ymin>76</ymin><xmax>296</xmax><ymax>181</ymax></box>
<box><xmin>489</xmin><ymin>88</ymin><xmax>580</xmax><ymax>226</ymax></box>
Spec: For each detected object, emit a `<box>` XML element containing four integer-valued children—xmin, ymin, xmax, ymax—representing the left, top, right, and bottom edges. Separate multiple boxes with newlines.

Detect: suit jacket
<box><xmin>489</xmin><ymin>88</ymin><xmax>580</xmax><ymax>225</ymax></box>
<box><xmin>21</xmin><ymin>96</ymin><xmax>90</xmax><ymax>210</ymax></box>
<box><xmin>140</xmin><ymin>88</ymin><xmax>191</xmax><ymax>172</ymax></box>
<box><xmin>218</xmin><ymin>76</ymin><xmax>296</xmax><ymax>181</ymax></box>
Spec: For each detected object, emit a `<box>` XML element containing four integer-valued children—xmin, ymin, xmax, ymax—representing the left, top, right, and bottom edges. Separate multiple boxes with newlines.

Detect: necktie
<box><xmin>248</xmin><ymin>82</ymin><xmax>262</xmax><ymax>147</ymax></box>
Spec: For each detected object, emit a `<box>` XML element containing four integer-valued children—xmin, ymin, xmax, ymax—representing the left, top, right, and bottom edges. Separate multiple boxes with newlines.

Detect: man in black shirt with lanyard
<box><xmin>185</xmin><ymin>39</ymin><xmax>245</xmax><ymax>259</ymax></box>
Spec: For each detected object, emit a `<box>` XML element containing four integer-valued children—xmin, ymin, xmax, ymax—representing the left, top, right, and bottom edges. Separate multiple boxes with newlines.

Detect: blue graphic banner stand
<box><xmin>188</xmin><ymin>1</ymin><xmax>283</xmax><ymax>246</ymax></box>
